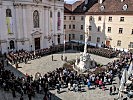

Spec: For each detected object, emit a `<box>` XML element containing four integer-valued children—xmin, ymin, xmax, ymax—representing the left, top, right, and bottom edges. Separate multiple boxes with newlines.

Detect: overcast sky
<box><xmin>64</xmin><ymin>0</ymin><xmax>78</xmax><ymax>4</ymax></box>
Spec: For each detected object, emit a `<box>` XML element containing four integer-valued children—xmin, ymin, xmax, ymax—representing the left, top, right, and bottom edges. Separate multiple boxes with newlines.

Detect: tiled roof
<box><xmin>85</xmin><ymin>0</ymin><xmax>133</xmax><ymax>15</ymax></box>
<box><xmin>73</xmin><ymin>0</ymin><xmax>97</xmax><ymax>13</ymax></box>
<box><xmin>64</xmin><ymin>4</ymin><xmax>72</xmax><ymax>12</ymax></box>
<box><xmin>64</xmin><ymin>1</ymin><xmax>84</xmax><ymax>13</ymax></box>
<box><xmin>64</xmin><ymin>0</ymin><xmax>97</xmax><ymax>14</ymax></box>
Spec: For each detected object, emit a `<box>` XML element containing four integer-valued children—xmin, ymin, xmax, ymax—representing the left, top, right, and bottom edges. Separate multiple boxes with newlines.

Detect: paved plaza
<box><xmin>2</xmin><ymin>50</ymin><xmax>128</xmax><ymax>100</ymax></box>
<box><xmin>17</xmin><ymin>50</ymin><xmax>117</xmax><ymax>78</ymax></box>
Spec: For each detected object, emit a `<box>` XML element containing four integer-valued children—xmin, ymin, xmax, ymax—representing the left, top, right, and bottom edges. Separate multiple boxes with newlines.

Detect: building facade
<box><xmin>0</xmin><ymin>0</ymin><xmax>64</xmax><ymax>54</ymax></box>
<box><xmin>64</xmin><ymin>1</ymin><xmax>85</xmax><ymax>43</ymax></box>
<box><xmin>64</xmin><ymin>0</ymin><xmax>133</xmax><ymax>51</ymax></box>
<box><xmin>85</xmin><ymin>0</ymin><xmax>133</xmax><ymax>51</ymax></box>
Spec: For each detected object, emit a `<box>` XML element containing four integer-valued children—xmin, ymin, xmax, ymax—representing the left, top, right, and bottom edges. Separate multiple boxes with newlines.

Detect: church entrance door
<box><xmin>34</xmin><ymin>37</ymin><xmax>40</xmax><ymax>50</ymax></box>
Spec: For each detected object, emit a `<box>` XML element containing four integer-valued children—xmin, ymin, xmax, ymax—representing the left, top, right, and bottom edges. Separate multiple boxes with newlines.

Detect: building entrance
<box><xmin>34</xmin><ymin>37</ymin><xmax>40</xmax><ymax>50</ymax></box>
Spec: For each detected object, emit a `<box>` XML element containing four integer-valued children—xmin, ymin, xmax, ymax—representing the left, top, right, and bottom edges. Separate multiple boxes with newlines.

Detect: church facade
<box><xmin>0</xmin><ymin>0</ymin><xmax>64</xmax><ymax>53</ymax></box>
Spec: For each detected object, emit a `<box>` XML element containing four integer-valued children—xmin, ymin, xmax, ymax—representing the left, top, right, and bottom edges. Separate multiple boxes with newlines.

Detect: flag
<box><xmin>6</xmin><ymin>17</ymin><xmax>13</xmax><ymax>34</ymax></box>
<box><xmin>57</xmin><ymin>17</ymin><xmax>61</xmax><ymax>30</ymax></box>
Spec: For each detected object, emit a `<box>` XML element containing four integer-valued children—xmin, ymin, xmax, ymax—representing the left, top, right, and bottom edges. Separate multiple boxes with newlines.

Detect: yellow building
<box><xmin>85</xmin><ymin>0</ymin><xmax>133</xmax><ymax>51</ymax></box>
<box><xmin>64</xmin><ymin>0</ymin><xmax>133</xmax><ymax>51</ymax></box>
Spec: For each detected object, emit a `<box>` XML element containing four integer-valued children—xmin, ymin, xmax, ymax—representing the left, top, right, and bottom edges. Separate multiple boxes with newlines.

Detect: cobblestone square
<box><xmin>3</xmin><ymin>50</ymin><xmax>124</xmax><ymax>100</ymax></box>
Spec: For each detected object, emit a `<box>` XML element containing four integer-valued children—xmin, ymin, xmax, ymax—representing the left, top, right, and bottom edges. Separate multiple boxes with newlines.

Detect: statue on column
<box><xmin>74</xmin><ymin>25</ymin><xmax>95</xmax><ymax>72</ymax></box>
<box><xmin>83</xmin><ymin>32</ymin><xmax>88</xmax><ymax>54</ymax></box>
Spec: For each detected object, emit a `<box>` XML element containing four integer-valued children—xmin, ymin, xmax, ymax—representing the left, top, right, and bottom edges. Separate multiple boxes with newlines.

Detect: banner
<box><xmin>6</xmin><ymin>17</ymin><xmax>13</xmax><ymax>34</ymax></box>
<box><xmin>57</xmin><ymin>16</ymin><xmax>61</xmax><ymax>30</ymax></box>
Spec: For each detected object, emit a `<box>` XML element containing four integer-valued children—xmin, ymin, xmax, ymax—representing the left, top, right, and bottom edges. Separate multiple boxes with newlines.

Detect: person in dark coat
<box><xmin>20</xmin><ymin>95</ymin><xmax>24</xmax><ymax>100</ymax></box>
<box><xmin>110</xmin><ymin>87</ymin><xmax>113</xmax><ymax>95</ymax></box>
<box><xmin>51</xmin><ymin>55</ymin><xmax>53</xmax><ymax>61</ymax></box>
<box><xmin>28</xmin><ymin>90</ymin><xmax>32</xmax><ymax>100</ymax></box>
<box><xmin>12</xmin><ymin>87</ymin><xmax>16</xmax><ymax>97</ymax></box>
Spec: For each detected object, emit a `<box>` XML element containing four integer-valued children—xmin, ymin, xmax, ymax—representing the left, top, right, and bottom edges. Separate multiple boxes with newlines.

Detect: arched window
<box><xmin>33</xmin><ymin>10</ymin><xmax>39</xmax><ymax>28</ymax></box>
<box><xmin>10</xmin><ymin>40</ymin><xmax>15</xmax><ymax>49</ymax></box>
<box><xmin>57</xmin><ymin>12</ymin><xmax>61</xmax><ymax>30</ymax></box>
<box><xmin>6</xmin><ymin>9</ymin><xmax>12</xmax><ymax>17</ymax></box>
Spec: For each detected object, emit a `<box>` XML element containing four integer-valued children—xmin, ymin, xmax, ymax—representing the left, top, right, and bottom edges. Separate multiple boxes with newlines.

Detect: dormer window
<box><xmin>100</xmin><ymin>5</ymin><xmax>105</xmax><ymax>11</ymax></box>
<box><xmin>123</xmin><ymin>4</ymin><xmax>128</xmax><ymax>11</ymax></box>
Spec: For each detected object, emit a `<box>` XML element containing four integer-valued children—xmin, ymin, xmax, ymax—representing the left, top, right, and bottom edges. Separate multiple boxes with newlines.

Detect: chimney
<box><xmin>99</xmin><ymin>0</ymin><xmax>103</xmax><ymax>4</ymax></box>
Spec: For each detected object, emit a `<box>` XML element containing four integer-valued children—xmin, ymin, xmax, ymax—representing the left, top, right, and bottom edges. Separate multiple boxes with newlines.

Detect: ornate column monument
<box><xmin>74</xmin><ymin>26</ymin><xmax>95</xmax><ymax>72</ymax></box>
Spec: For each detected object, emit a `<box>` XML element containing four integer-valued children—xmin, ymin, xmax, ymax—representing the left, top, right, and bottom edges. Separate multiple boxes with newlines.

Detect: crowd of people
<box><xmin>6</xmin><ymin>44</ymin><xmax>71</xmax><ymax>65</ymax></box>
<box><xmin>88</xmin><ymin>48</ymin><xmax>120</xmax><ymax>58</ymax></box>
<box><xmin>0</xmin><ymin>48</ymin><xmax>132</xmax><ymax>100</ymax></box>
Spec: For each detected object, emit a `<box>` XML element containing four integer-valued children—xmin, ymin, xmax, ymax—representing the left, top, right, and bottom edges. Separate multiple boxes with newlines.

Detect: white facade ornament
<box><xmin>74</xmin><ymin>26</ymin><xmax>95</xmax><ymax>72</ymax></box>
